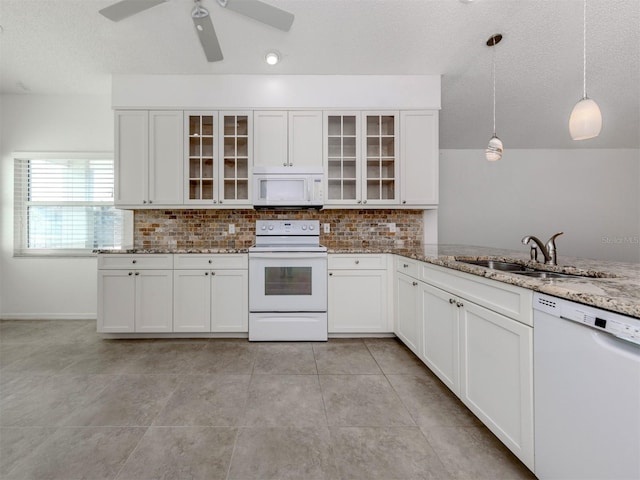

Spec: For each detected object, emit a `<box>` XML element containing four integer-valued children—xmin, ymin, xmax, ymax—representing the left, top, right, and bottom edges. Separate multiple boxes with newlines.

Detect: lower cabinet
<box><xmin>173</xmin><ymin>269</ymin><xmax>248</xmax><ymax>333</ymax></box>
<box><xmin>98</xmin><ymin>269</ymin><xmax>173</xmax><ymax>333</ymax></box>
<box><xmin>328</xmin><ymin>254</ymin><xmax>392</xmax><ymax>333</ymax></box>
<box><xmin>394</xmin><ymin>257</ymin><xmax>534</xmax><ymax>471</ymax></box>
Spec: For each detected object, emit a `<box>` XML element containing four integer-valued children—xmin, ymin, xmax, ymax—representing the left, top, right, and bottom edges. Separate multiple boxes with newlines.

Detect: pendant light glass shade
<box><xmin>569</xmin><ymin>97</ymin><xmax>602</xmax><ymax>140</ymax></box>
<box><xmin>486</xmin><ymin>135</ymin><xmax>503</xmax><ymax>162</ymax></box>
<box><xmin>571</xmin><ymin>0</ymin><xmax>601</xmax><ymax>140</ymax></box>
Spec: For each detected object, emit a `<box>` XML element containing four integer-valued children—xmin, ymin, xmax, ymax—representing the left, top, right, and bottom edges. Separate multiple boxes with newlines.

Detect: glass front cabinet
<box><xmin>325</xmin><ymin>111</ymin><xmax>399</xmax><ymax>205</ymax></box>
<box><xmin>184</xmin><ymin>111</ymin><xmax>252</xmax><ymax>205</ymax></box>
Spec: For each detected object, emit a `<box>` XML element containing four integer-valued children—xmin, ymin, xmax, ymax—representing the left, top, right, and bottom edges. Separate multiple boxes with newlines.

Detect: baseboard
<box><xmin>0</xmin><ymin>314</ymin><xmax>97</xmax><ymax>321</ymax></box>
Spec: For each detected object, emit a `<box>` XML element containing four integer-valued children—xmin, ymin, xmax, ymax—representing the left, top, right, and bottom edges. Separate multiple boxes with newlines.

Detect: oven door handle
<box><xmin>249</xmin><ymin>252</ymin><xmax>327</xmax><ymax>260</ymax></box>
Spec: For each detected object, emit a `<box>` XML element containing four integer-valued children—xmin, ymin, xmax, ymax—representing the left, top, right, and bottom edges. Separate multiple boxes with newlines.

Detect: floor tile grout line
<box><xmin>112</xmin><ymin>425</ymin><xmax>151</xmax><ymax>480</ymax></box>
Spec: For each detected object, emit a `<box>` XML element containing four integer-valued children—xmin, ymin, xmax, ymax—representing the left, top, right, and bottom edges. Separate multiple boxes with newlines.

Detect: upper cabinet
<box><xmin>115</xmin><ymin>110</ymin><xmax>184</xmax><ymax>207</ymax></box>
<box><xmin>400</xmin><ymin>111</ymin><xmax>439</xmax><ymax>205</ymax></box>
<box><xmin>184</xmin><ymin>111</ymin><xmax>252</xmax><ymax>206</ymax></box>
<box><xmin>364</xmin><ymin>112</ymin><xmax>399</xmax><ymax>205</ymax></box>
<box><xmin>254</xmin><ymin>111</ymin><xmax>323</xmax><ymax>167</ymax></box>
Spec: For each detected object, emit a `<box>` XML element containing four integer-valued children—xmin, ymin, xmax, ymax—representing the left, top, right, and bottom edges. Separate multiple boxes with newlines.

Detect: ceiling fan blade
<box><xmin>99</xmin><ymin>0</ymin><xmax>167</xmax><ymax>22</ymax></box>
<box><xmin>223</xmin><ymin>0</ymin><xmax>294</xmax><ymax>31</ymax></box>
<box><xmin>193</xmin><ymin>14</ymin><xmax>224</xmax><ymax>62</ymax></box>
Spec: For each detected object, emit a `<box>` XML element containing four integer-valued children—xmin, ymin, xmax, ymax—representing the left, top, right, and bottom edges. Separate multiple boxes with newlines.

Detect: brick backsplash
<box><xmin>133</xmin><ymin>209</ymin><xmax>424</xmax><ymax>250</ymax></box>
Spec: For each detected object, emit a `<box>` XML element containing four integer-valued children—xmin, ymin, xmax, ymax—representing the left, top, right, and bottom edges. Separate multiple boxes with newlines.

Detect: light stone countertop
<box><xmin>96</xmin><ymin>244</ymin><xmax>640</xmax><ymax>319</ymax></box>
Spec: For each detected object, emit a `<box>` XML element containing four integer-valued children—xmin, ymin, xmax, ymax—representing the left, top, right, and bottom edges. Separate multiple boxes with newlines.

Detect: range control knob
<box><xmin>268</xmin><ymin>225</ymin><xmax>274</xmax><ymax>231</ymax></box>
<box><xmin>309</xmin><ymin>225</ymin><xmax>315</xmax><ymax>231</ymax></box>
<box><xmin>302</xmin><ymin>225</ymin><xmax>307</xmax><ymax>231</ymax></box>
<box><xmin>261</xmin><ymin>225</ymin><xmax>267</xmax><ymax>231</ymax></box>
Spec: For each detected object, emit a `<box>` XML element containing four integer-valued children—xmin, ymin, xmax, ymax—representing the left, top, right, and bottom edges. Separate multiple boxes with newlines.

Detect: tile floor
<box><xmin>0</xmin><ymin>320</ymin><xmax>536</xmax><ymax>480</ymax></box>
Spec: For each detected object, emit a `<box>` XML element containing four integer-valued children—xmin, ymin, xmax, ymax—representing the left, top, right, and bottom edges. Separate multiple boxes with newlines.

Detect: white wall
<box><xmin>0</xmin><ymin>94</ymin><xmax>113</xmax><ymax>319</ymax></box>
<box><xmin>438</xmin><ymin>149</ymin><xmax>640</xmax><ymax>263</ymax></box>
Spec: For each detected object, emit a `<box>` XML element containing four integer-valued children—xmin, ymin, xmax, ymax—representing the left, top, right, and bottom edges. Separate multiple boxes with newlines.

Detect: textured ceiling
<box><xmin>0</xmin><ymin>0</ymin><xmax>638</xmax><ymax>149</ymax></box>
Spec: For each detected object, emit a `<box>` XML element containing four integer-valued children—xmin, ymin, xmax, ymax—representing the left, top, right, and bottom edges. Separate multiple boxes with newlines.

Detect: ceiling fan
<box><xmin>99</xmin><ymin>0</ymin><xmax>295</xmax><ymax>62</ymax></box>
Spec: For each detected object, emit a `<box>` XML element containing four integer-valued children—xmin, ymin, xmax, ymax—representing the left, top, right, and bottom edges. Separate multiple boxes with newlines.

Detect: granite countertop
<box><xmin>329</xmin><ymin>244</ymin><xmax>640</xmax><ymax>319</ymax></box>
<box><xmin>96</xmin><ymin>244</ymin><xmax>640</xmax><ymax>319</ymax></box>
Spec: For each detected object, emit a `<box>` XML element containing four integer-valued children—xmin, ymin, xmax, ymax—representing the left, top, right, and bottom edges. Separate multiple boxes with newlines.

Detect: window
<box><xmin>14</xmin><ymin>152</ymin><xmax>132</xmax><ymax>256</ymax></box>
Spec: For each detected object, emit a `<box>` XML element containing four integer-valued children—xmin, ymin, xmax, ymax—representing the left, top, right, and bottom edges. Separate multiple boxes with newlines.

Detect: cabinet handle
<box><xmin>355</xmin><ymin>260</ymin><xmax>360</xmax><ymax>264</ymax></box>
<box><xmin>412</xmin><ymin>281</ymin><xmax>418</xmax><ymax>286</ymax></box>
<box><xmin>456</xmin><ymin>301</ymin><xmax>464</xmax><ymax>308</ymax></box>
<box><xmin>132</xmin><ymin>259</ymin><xmax>137</xmax><ymax>264</ymax></box>
<box><xmin>135</xmin><ymin>272</ymin><xmax>140</xmax><ymax>276</ymax></box>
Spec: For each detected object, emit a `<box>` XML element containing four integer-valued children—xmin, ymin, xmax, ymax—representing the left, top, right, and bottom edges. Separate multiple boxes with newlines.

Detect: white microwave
<box><xmin>253</xmin><ymin>166</ymin><xmax>324</xmax><ymax>208</ymax></box>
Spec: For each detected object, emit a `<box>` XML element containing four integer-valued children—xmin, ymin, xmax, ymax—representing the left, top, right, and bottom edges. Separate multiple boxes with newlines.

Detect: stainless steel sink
<box><xmin>512</xmin><ymin>271</ymin><xmax>581</xmax><ymax>279</ymax></box>
<box><xmin>460</xmin><ymin>259</ymin><xmax>528</xmax><ymax>272</ymax></box>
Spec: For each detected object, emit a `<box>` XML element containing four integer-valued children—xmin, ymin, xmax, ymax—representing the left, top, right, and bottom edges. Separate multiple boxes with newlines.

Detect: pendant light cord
<box><xmin>582</xmin><ymin>0</ymin><xmax>587</xmax><ymax>99</ymax></box>
<box><xmin>492</xmin><ymin>37</ymin><xmax>497</xmax><ymax>136</ymax></box>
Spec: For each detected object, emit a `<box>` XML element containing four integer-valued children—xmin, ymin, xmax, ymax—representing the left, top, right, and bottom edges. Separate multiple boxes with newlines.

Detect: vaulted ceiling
<box><xmin>1</xmin><ymin>0</ymin><xmax>638</xmax><ymax>149</ymax></box>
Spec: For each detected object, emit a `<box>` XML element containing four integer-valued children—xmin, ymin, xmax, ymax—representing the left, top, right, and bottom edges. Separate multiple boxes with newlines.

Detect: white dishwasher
<box><xmin>533</xmin><ymin>293</ymin><xmax>640</xmax><ymax>480</ymax></box>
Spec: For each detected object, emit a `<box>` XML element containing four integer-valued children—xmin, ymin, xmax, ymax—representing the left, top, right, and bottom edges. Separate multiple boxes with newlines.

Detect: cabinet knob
<box><xmin>208</xmin><ymin>259</ymin><xmax>213</xmax><ymax>264</ymax></box>
<box><xmin>213</xmin><ymin>200</ymin><xmax>217</xmax><ymax>204</ymax></box>
<box><xmin>412</xmin><ymin>281</ymin><xmax>418</xmax><ymax>286</ymax></box>
<box><xmin>283</xmin><ymin>163</ymin><xmax>287</xmax><ymax>167</ymax></box>
<box><xmin>128</xmin><ymin>272</ymin><xmax>133</xmax><ymax>276</ymax></box>
<box><xmin>403</xmin><ymin>264</ymin><xmax>409</xmax><ymax>268</ymax></box>
<box><xmin>143</xmin><ymin>200</ymin><xmax>147</xmax><ymax>204</ymax></box>
<box><xmin>456</xmin><ymin>301</ymin><xmax>464</xmax><ymax>308</ymax></box>
<box><xmin>402</xmin><ymin>200</ymin><xmax>407</xmax><ymax>204</ymax></box>
<box><xmin>355</xmin><ymin>260</ymin><xmax>360</xmax><ymax>264</ymax></box>
<box><xmin>132</xmin><ymin>259</ymin><xmax>137</xmax><ymax>264</ymax></box>
<box><xmin>449</xmin><ymin>298</ymin><xmax>455</xmax><ymax>304</ymax></box>
<box><xmin>357</xmin><ymin>200</ymin><xmax>362</xmax><ymax>204</ymax></box>
<box><xmin>211</xmin><ymin>272</ymin><xmax>216</xmax><ymax>276</ymax></box>
<box><xmin>219</xmin><ymin>200</ymin><xmax>223</xmax><ymax>204</ymax></box>
<box><xmin>363</xmin><ymin>200</ymin><xmax>367</xmax><ymax>204</ymax></box>
<box><xmin>149</xmin><ymin>200</ymin><xmax>153</xmax><ymax>204</ymax></box>
<box><xmin>205</xmin><ymin>272</ymin><xmax>209</xmax><ymax>276</ymax></box>
<box><xmin>329</xmin><ymin>272</ymin><xmax>333</xmax><ymax>276</ymax></box>
<box><xmin>135</xmin><ymin>272</ymin><xmax>140</xmax><ymax>276</ymax></box>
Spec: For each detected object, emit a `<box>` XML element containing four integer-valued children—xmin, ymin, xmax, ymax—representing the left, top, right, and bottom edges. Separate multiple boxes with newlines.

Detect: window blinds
<box><xmin>14</xmin><ymin>155</ymin><xmax>131</xmax><ymax>255</ymax></box>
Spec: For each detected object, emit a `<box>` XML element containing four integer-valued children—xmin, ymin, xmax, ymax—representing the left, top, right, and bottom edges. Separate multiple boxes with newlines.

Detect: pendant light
<box><xmin>569</xmin><ymin>0</ymin><xmax>602</xmax><ymax>140</ymax></box>
<box><xmin>486</xmin><ymin>33</ymin><xmax>503</xmax><ymax>162</ymax></box>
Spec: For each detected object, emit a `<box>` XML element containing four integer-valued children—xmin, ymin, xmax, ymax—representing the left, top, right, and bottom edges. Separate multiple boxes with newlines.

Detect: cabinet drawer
<box><xmin>396</xmin><ymin>256</ymin><xmax>421</xmax><ymax>279</ymax></box>
<box><xmin>98</xmin><ymin>254</ymin><xmax>173</xmax><ymax>270</ymax></box>
<box><xmin>328</xmin><ymin>254</ymin><xmax>387</xmax><ymax>270</ymax></box>
<box><xmin>421</xmin><ymin>262</ymin><xmax>533</xmax><ymax>326</ymax></box>
<box><xmin>174</xmin><ymin>254</ymin><xmax>248</xmax><ymax>270</ymax></box>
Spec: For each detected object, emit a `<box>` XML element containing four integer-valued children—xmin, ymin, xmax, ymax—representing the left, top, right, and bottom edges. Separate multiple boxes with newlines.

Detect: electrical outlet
<box><xmin>228</xmin><ymin>224</ymin><xmax>235</xmax><ymax>234</ymax></box>
<box><xmin>323</xmin><ymin>223</ymin><xmax>330</xmax><ymax>233</ymax></box>
<box><xmin>388</xmin><ymin>223</ymin><xmax>396</xmax><ymax>233</ymax></box>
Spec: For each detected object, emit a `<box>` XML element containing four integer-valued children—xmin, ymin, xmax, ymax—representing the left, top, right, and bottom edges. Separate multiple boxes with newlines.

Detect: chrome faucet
<box><xmin>521</xmin><ymin>232</ymin><xmax>563</xmax><ymax>266</ymax></box>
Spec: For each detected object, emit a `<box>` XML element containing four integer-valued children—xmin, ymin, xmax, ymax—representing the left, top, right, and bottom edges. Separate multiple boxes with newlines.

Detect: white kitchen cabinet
<box><xmin>395</xmin><ymin>256</ymin><xmax>534</xmax><ymax>469</ymax></box>
<box><xmin>98</xmin><ymin>254</ymin><xmax>173</xmax><ymax>333</ymax></box>
<box><xmin>395</xmin><ymin>272</ymin><xmax>421</xmax><ymax>355</ymax></box>
<box><xmin>363</xmin><ymin>112</ymin><xmax>399</xmax><ymax>204</ymax></box>
<box><xmin>328</xmin><ymin>254</ymin><xmax>392</xmax><ymax>333</ymax></box>
<box><xmin>184</xmin><ymin>111</ymin><xmax>253</xmax><ymax>206</ymax></box>
<box><xmin>459</xmin><ymin>300</ymin><xmax>534</xmax><ymax>470</ymax></box>
<box><xmin>400</xmin><ymin>110</ymin><xmax>438</xmax><ymax>205</ymax></box>
<box><xmin>173</xmin><ymin>254</ymin><xmax>248</xmax><ymax>333</ymax></box>
<box><xmin>324</xmin><ymin>112</ymin><xmax>360</xmax><ymax>204</ymax></box>
<box><xmin>254</xmin><ymin>110</ymin><xmax>323</xmax><ymax>167</ymax></box>
<box><xmin>115</xmin><ymin>110</ymin><xmax>184</xmax><ymax>207</ymax></box>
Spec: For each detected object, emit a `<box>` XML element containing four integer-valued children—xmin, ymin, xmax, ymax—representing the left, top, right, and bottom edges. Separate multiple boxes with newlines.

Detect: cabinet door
<box><xmin>362</xmin><ymin>112</ymin><xmax>399</xmax><ymax>204</ymax></box>
<box><xmin>395</xmin><ymin>273</ymin><xmax>421</xmax><ymax>355</ymax></box>
<box><xmin>400</xmin><ymin>111</ymin><xmax>438</xmax><ymax>206</ymax></box>
<box><xmin>460</xmin><ymin>301</ymin><xmax>534</xmax><ymax>470</ymax></box>
<box><xmin>115</xmin><ymin>110</ymin><xmax>148</xmax><ymax>205</ymax></box>
<box><xmin>97</xmin><ymin>270</ymin><xmax>135</xmax><ymax>333</ymax></box>
<box><xmin>328</xmin><ymin>269</ymin><xmax>389</xmax><ymax>333</ymax></box>
<box><xmin>288</xmin><ymin>111</ymin><xmax>323</xmax><ymax>167</ymax></box>
<box><xmin>149</xmin><ymin>110</ymin><xmax>184</xmax><ymax>205</ymax></box>
<box><xmin>421</xmin><ymin>282</ymin><xmax>460</xmax><ymax>395</ymax></box>
<box><xmin>211</xmin><ymin>269</ymin><xmax>248</xmax><ymax>332</ymax></box>
<box><xmin>325</xmin><ymin>112</ymin><xmax>360</xmax><ymax>204</ymax></box>
<box><xmin>185</xmin><ymin>112</ymin><xmax>218</xmax><ymax>204</ymax></box>
<box><xmin>173</xmin><ymin>270</ymin><xmax>211</xmax><ymax>332</ymax></box>
<box><xmin>253</xmin><ymin>111</ymin><xmax>288</xmax><ymax>167</ymax></box>
<box><xmin>135</xmin><ymin>270</ymin><xmax>173</xmax><ymax>332</ymax></box>
<box><xmin>219</xmin><ymin>112</ymin><xmax>252</xmax><ymax>205</ymax></box>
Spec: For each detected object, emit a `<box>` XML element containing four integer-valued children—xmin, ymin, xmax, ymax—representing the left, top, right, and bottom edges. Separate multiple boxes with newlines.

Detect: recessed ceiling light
<box><xmin>265</xmin><ymin>51</ymin><xmax>280</xmax><ymax>65</ymax></box>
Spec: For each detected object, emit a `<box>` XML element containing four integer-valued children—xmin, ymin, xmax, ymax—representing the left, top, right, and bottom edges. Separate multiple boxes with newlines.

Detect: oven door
<box><xmin>249</xmin><ymin>252</ymin><xmax>327</xmax><ymax>312</ymax></box>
